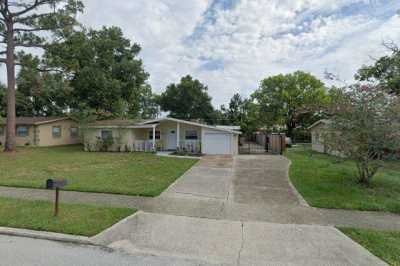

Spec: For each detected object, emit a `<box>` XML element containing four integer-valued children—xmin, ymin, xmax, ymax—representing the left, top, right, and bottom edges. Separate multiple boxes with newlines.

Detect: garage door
<box><xmin>203</xmin><ymin>133</ymin><xmax>232</xmax><ymax>155</ymax></box>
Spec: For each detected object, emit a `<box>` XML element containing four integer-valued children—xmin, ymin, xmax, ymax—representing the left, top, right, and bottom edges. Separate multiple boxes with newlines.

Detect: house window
<box><xmin>0</xmin><ymin>126</ymin><xmax>4</xmax><ymax>136</ymax></box>
<box><xmin>70</xmin><ymin>127</ymin><xmax>79</xmax><ymax>138</ymax></box>
<box><xmin>52</xmin><ymin>126</ymin><xmax>62</xmax><ymax>138</ymax></box>
<box><xmin>148</xmin><ymin>130</ymin><xmax>161</xmax><ymax>140</ymax></box>
<box><xmin>185</xmin><ymin>130</ymin><xmax>198</xmax><ymax>140</ymax></box>
<box><xmin>101</xmin><ymin>130</ymin><xmax>113</xmax><ymax>140</ymax></box>
<box><xmin>17</xmin><ymin>126</ymin><xmax>29</xmax><ymax>137</ymax></box>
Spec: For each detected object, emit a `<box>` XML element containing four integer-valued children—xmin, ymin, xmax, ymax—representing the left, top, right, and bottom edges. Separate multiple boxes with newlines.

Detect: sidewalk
<box><xmin>1</xmin><ymin>186</ymin><xmax>399</xmax><ymax>231</ymax></box>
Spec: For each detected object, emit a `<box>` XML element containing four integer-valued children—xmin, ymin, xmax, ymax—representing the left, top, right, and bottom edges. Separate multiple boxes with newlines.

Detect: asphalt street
<box><xmin>0</xmin><ymin>235</ymin><xmax>215</xmax><ymax>266</ymax></box>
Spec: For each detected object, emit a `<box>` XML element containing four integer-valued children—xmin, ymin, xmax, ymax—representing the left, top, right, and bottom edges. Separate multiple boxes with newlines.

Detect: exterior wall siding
<box><xmin>310</xmin><ymin>123</ymin><xmax>326</xmax><ymax>153</ymax></box>
<box><xmin>16</xmin><ymin>126</ymin><xmax>35</xmax><ymax>146</ymax></box>
<box><xmin>0</xmin><ymin>119</ymin><xmax>80</xmax><ymax>147</ymax></box>
<box><xmin>36</xmin><ymin>120</ymin><xmax>81</xmax><ymax>146</ymax></box>
<box><xmin>82</xmin><ymin>120</ymin><xmax>238</xmax><ymax>154</ymax></box>
<box><xmin>0</xmin><ymin>125</ymin><xmax>35</xmax><ymax>146</ymax></box>
<box><xmin>84</xmin><ymin>128</ymin><xmax>135</xmax><ymax>152</ymax></box>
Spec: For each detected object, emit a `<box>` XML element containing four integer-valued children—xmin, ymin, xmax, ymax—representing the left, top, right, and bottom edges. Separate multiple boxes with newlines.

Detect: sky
<box><xmin>3</xmin><ymin>0</ymin><xmax>400</xmax><ymax>107</ymax></box>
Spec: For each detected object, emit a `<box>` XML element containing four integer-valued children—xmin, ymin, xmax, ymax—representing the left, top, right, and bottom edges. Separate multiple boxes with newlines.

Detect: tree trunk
<box><xmin>4</xmin><ymin>19</ymin><xmax>16</xmax><ymax>152</ymax></box>
<box><xmin>286</xmin><ymin>118</ymin><xmax>295</xmax><ymax>140</ymax></box>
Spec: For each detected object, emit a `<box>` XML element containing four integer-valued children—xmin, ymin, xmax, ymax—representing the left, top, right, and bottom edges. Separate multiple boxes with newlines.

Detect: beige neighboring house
<box><xmin>0</xmin><ymin>117</ymin><xmax>81</xmax><ymax>147</ymax></box>
<box><xmin>84</xmin><ymin>117</ymin><xmax>241</xmax><ymax>155</ymax></box>
<box><xmin>308</xmin><ymin>119</ymin><xmax>330</xmax><ymax>153</ymax></box>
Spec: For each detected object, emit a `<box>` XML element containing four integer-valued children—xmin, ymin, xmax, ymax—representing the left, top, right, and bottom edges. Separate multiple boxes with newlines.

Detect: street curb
<box><xmin>91</xmin><ymin>210</ymin><xmax>143</xmax><ymax>245</ymax></box>
<box><xmin>0</xmin><ymin>226</ymin><xmax>94</xmax><ymax>246</ymax></box>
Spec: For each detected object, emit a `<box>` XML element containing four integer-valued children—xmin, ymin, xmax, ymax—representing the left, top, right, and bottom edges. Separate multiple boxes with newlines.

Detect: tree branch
<box><xmin>14</xmin><ymin>27</ymin><xmax>53</xmax><ymax>32</ymax></box>
<box><xmin>14</xmin><ymin>42</ymin><xmax>47</xmax><ymax>48</ymax></box>
<box><xmin>14</xmin><ymin>12</ymin><xmax>53</xmax><ymax>23</ymax></box>
<box><xmin>11</xmin><ymin>0</ymin><xmax>51</xmax><ymax>17</ymax></box>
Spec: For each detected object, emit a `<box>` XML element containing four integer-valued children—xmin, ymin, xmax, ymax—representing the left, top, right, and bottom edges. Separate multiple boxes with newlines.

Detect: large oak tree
<box><xmin>158</xmin><ymin>75</ymin><xmax>215</xmax><ymax>122</ymax></box>
<box><xmin>0</xmin><ymin>0</ymin><xmax>83</xmax><ymax>151</ymax></box>
<box><xmin>253</xmin><ymin>71</ymin><xmax>328</xmax><ymax>138</ymax></box>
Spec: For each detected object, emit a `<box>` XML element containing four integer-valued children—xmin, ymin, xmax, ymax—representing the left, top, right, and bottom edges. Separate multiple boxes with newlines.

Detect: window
<box><xmin>52</xmin><ymin>126</ymin><xmax>62</xmax><ymax>138</ymax></box>
<box><xmin>148</xmin><ymin>130</ymin><xmax>161</xmax><ymax>140</ymax></box>
<box><xmin>185</xmin><ymin>130</ymin><xmax>198</xmax><ymax>140</ymax></box>
<box><xmin>0</xmin><ymin>126</ymin><xmax>4</xmax><ymax>136</ymax></box>
<box><xmin>70</xmin><ymin>127</ymin><xmax>79</xmax><ymax>138</ymax></box>
<box><xmin>17</xmin><ymin>126</ymin><xmax>29</xmax><ymax>137</ymax></box>
<box><xmin>101</xmin><ymin>130</ymin><xmax>113</xmax><ymax>140</ymax></box>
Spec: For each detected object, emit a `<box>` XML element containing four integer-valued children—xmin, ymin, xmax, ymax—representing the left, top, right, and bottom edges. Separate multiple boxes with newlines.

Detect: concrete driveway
<box><xmin>91</xmin><ymin>155</ymin><xmax>387</xmax><ymax>266</ymax></box>
<box><xmin>233</xmin><ymin>155</ymin><xmax>300</xmax><ymax>206</ymax></box>
<box><xmin>93</xmin><ymin>211</ymin><xmax>386</xmax><ymax>266</ymax></box>
<box><xmin>161</xmin><ymin>155</ymin><xmax>233</xmax><ymax>200</ymax></box>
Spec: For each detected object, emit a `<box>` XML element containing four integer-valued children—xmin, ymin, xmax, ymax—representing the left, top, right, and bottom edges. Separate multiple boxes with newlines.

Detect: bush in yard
<box><xmin>324</xmin><ymin>84</ymin><xmax>400</xmax><ymax>185</ymax></box>
<box><xmin>96</xmin><ymin>136</ymin><xmax>115</xmax><ymax>152</ymax></box>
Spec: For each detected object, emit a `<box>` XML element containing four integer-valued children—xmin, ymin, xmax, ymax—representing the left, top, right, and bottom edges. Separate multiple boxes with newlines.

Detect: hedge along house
<box><xmin>0</xmin><ymin>117</ymin><xmax>80</xmax><ymax>147</ymax></box>
<box><xmin>84</xmin><ymin>117</ymin><xmax>241</xmax><ymax>155</ymax></box>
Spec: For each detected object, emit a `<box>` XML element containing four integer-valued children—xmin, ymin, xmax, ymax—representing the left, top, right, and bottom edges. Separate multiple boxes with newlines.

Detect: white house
<box><xmin>84</xmin><ymin>117</ymin><xmax>241</xmax><ymax>155</ymax></box>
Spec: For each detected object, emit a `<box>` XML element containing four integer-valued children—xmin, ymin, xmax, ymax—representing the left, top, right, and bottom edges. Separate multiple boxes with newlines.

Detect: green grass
<box><xmin>0</xmin><ymin>197</ymin><xmax>135</xmax><ymax>236</ymax></box>
<box><xmin>340</xmin><ymin>228</ymin><xmax>400</xmax><ymax>266</ymax></box>
<box><xmin>0</xmin><ymin>145</ymin><xmax>198</xmax><ymax>196</ymax></box>
<box><xmin>286</xmin><ymin>145</ymin><xmax>400</xmax><ymax>213</ymax></box>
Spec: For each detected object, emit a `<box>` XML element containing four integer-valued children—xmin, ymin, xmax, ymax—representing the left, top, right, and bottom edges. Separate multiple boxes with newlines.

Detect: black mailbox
<box><xmin>46</xmin><ymin>179</ymin><xmax>67</xmax><ymax>189</ymax></box>
<box><xmin>46</xmin><ymin>179</ymin><xmax>54</xmax><ymax>189</ymax></box>
<box><xmin>45</xmin><ymin>178</ymin><xmax>68</xmax><ymax>217</ymax></box>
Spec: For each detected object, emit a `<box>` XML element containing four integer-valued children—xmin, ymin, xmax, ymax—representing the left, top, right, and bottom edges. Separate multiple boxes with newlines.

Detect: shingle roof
<box><xmin>0</xmin><ymin>117</ymin><xmax>73</xmax><ymax>126</ymax></box>
<box><xmin>87</xmin><ymin>119</ymin><xmax>140</xmax><ymax>127</ymax></box>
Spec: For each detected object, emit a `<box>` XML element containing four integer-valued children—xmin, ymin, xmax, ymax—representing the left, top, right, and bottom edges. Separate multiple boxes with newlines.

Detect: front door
<box><xmin>167</xmin><ymin>130</ymin><xmax>177</xmax><ymax>150</ymax></box>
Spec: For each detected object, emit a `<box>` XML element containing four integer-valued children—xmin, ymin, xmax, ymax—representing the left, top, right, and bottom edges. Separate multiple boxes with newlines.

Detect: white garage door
<box><xmin>203</xmin><ymin>133</ymin><xmax>232</xmax><ymax>155</ymax></box>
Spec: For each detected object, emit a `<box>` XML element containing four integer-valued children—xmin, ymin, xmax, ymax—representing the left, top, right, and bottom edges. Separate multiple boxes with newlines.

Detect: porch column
<box><xmin>176</xmin><ymin>122</ymin><xmax>180</xmax><ymax>150</ymax></box>
<box><xmin>152</xmin><ymin>125</ymin><xmax>156</xmax><ymax>151</ymax></box>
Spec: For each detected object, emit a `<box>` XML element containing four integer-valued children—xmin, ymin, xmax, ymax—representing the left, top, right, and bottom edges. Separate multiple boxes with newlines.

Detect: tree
<box><xmin>226</xmin><ymin>93</ymin><xmax>245</xmax><ymax>125</ymax></box>
<box><xmin>324</xmin><ymin>84</ymin><xmax>400</xmax><ymax>185</ymax></box>
<box><xmin>0</xmin><ymin>83</ymin><xmax>6</xmax><ymax>117</ymax></box>
<box><xmin>16</xmin><ymin>53</ymin><xmax>69</xmax><ymax>116</ymax></box>
<box><xmin>46</xmin><ymin>27</ymin><xmax>150</xmax><ymax>118</ymax></box>
<box><xmin>158</xmin><ymin>75</ymin><xmax>215</xmax><ymax>121</ymax></box>
<box><xmin>18</xmin><ymin>26</ymin><xmax>154</xmax><ymax>119</ymax></box>
<box><xmin>0</xmin><ymin>0</ymin><xmax>83</xmax><ymax>151</ymax></box>
<box><xmin>219</xmin><ymin>94</ymin><xmax>261</xmax><ymax>136</ymax></box>
<box><xmin>253</xmin><ymin>71</ymin><xmax>328</xmax><ymax>139</ymax></box>
<box><xmin>239</xmin><ymin>98</ymin><xmax>260</xmax><ymax>138</ymax></box>
<box><xmin>356</xmin><ymin>42</ymin><xmax>400</xmax><ymax>95</ymax></box>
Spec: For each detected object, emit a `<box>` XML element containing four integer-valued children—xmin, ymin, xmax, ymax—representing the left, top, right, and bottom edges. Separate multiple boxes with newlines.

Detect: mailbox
<box><xmin>46</xmin><ymin>179</ymin><xmax>67</xmax><ymax>189</ymax></box>
<box><xmin>45</xmin><ymin>178</ymin><xmax>68</xmax><ymax>216</ymax></box>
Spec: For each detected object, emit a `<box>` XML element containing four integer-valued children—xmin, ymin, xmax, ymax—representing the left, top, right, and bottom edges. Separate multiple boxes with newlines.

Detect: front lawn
<box><xmin>340</xmin><ymin>228</ymin><xmax>400</xmax><ymax>266</ymax></box>
<box><xmin>0</xmin><ymin>145</ymin><xmax>198</xmax><ymax>196</ymax></box>
<box><xmin>0</xmin><ymin>197</ymin><xmax>135</xmax><ymax>236</ymax></box>
<box><xmin>286</xmin><ymin>145</ymin><xmax>400</xmax><ymax>213</ymax></box>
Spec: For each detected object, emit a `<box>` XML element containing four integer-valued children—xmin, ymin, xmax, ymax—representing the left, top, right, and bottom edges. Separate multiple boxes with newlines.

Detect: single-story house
<box><xmin>84</xmin><ymin>117</ymin><xmax>241</xmax><ymax>155</ymax></box>
<box><xmin>0</xmin><ymin>117</ymin><xmax>80</xmax><ymax>147</ymax></box>
<box><xmin>308</xmin><ymin>119</ymin><xmax>330</xmax><ymax>153</ymax></box>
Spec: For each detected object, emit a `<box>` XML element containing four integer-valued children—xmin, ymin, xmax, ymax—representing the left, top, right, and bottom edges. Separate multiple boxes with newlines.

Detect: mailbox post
<box><xmin>46</xmin><ymin>179</ymin><xmax>68</xmax><ymax>217</ymax></box>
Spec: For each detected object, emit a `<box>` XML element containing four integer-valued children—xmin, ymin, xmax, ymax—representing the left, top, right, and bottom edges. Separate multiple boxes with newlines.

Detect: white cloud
<box><xmin>2</xmin><ymin>0</ymin><xmax>400</xmax><ymax>108</ymax></box>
